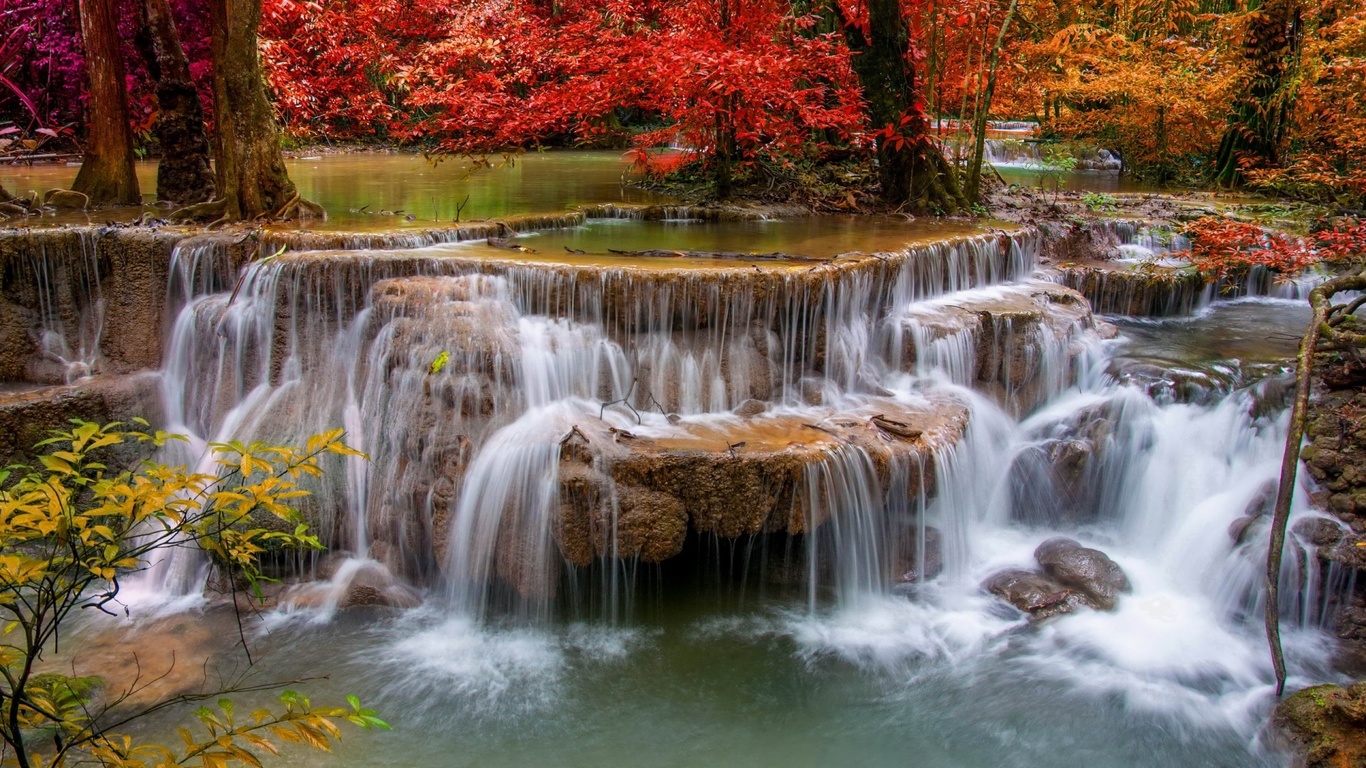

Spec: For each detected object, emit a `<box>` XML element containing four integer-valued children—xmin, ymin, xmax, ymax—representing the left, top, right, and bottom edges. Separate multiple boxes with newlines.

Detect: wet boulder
<box><xmin>1228</xmin><ymin>516</ymin><xmax>1262</xmax><ymax>546</ymax></box>
<box><xmin>892</xmin><ymin>525</ymin><xmax>943</xmax><ymax>584</ymax></box>
<box><xmin>733</xmin><ymin>398</ymin><xmax>768</xmax><ymax>418</ymax></box>
<box><xmin>1293</xmin><ymin>516</ymin><xmax>1346</xmax><ymax>548</ymax></box>
<box><xmin>982</xmin><ymin>568</ymin><xmax>1086</xmax><ymax>621</ymax></box>
<box><xmin>1229</xmin><ymin>480</ymin><xmax>1278</xmax><ymax>545</ymax></box>
<box><xmin>1033</xmin><ymin>537</ymin><xmax>1130</xmax><ymax>610</ymax></box>
<box><xmin>1275</xmin><ymin>683</ymin><xmax>1366</xmax><ymax>768</ymax></box>
<box><xmin>339</xmin><ymin>563</ymin><xmax>422</xmax><ymax>609</ymax></box>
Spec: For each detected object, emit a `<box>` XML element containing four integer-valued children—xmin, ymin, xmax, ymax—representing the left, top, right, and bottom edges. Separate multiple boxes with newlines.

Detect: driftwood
<box><xmin>487</xmin><ymin>236</ymin><xmax>536</xmax><ymax>253</ymax></box>
<box><xmin>870</xmin><ymin>413</ymin><xmax>923</xmax><ymax>441</ymax></box>
<box><xmin>1267</xmin><ymin>271</ymin><xmax>1366</xmax><ymax>696</ymax></box>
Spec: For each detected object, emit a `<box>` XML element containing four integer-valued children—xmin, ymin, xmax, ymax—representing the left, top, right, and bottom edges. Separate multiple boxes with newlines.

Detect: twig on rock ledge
<box><xmin>559</xmin><ymin>425</ymin><xmax>589</xmax><ymax>446</ymax></box>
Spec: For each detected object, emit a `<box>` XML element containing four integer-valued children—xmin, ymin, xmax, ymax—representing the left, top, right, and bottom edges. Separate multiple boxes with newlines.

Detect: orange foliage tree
<box><xmin>1245</xmin><ymin>0</ymin><xmax>1366</xmax><ymax>208</ymax></box>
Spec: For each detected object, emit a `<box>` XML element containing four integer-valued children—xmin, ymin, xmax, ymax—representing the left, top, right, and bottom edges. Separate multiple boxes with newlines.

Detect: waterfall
<box><xmin>110</xmin><ymin>215</ymin><xmax>1333</xmax><ymax>696</ymax></box>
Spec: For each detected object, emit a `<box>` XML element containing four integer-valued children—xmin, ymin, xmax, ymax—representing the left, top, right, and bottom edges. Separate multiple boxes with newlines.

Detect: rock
<box><xmin>1294</xmin><ymin>517</ymin><xmax>1346</xmax><ymax>548</ymax></box>
<box><xmin>893</xmin><ymin>525</ymin><xmax>943</xmax><ymax>583</ymax></box>
<box><xmin>982</xmin><ymin>568</ymin><xmax>1086</xmax><ymax>621</ymax></box>
<box><xmin>338</xmin><ymin>564</ymin><xmax>422</xmax><ymax>609</ymax></box>
<box><xmin>733</xmin><ymin>398</ymin><xmax>768</xmax><ymax>417</ymax></box>
<box><xmin>600</xmin><ymin>485</ymin><xmax>688</xmax><ymax>563</ymax></box>
<box><xmin>898</xmin><ymin>282</ymin><xmax>1102</xmax><ymax>415</ymax></box>
<box><xmin>1228</xmin><ymin>515</ymin><xmax>1261</xmax><ymax>546</ymax></box>
<box><xmin>1033</xmin><ymin>537</ymin><xmax>1130</xmax><ymax>610</ymax></box>
<box><xmin>1275</xmin><ymin>683</ymin><xmax>1366</xmax><ymax>768</ymax></box>
<box><xmin>1244</xmin><ymin>480</ymin><xmax>1277</xmax><ymax>518</ymax></box>
<box><xmin>43</xmin><ymin>188</ymin><xmax>89</xmax><ymax>209</ymax></box>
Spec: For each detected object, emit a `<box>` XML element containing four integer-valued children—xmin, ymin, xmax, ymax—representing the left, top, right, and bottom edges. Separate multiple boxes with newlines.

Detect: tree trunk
<box><xmin>966</xmin><ymin>0</ymin><xmax>1020</xmax><ymax>203</ymax></box>
<box><xmin>71</xmin><ymin>0</ymin><xmax>141</xmax><ymax>206</ymax></box>
<box><xmin>713</xmin><ymin>0</ymin><xmax>734</xmax><ymax>199</ymax></box>
<box><xmin>176</xmin><ymin>0</ymin><xmax>321</xmax><ymax>222</ymax></box>
<box><xmin>140</xmin><ymin>0</ymin><xmax>215</xmax><ymax>205</ymax></box>
<box><xmin>1214</xmin><ymin>0</ymin><xmax>1302</xmax><ymax>187</ymax></box>
<box><xmin>838</xmin><ymin>0</ymin><xmax>967</xmax><ymax>213</ymax></box>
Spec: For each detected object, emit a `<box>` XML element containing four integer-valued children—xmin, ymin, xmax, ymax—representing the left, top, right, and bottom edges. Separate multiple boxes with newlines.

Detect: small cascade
<box><xmin>1</xmin><ymin>229</ymin><xmax>103</xmax><ymax>383</ymax></box>
<box><xmin>1051</xmin><ymin>219</ymin><xmax>1325</xmax><ymax>317</ymax></box>
<box><xmin>975</xmin><ymin>139</ymin><xmax>1122</xmax><ymax>171</ymax></box>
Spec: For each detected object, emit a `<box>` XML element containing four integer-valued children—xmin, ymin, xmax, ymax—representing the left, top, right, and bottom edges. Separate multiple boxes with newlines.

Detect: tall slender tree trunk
<box><xmin>140</xmin><ymin>0</ymin><xmax>215</xmax><ymax>205</ymax></box>
<box><xmin>72</xmin><ymin>0</ymin><xmax>141</xmax><ymax>206</ymax></box>
<box><xmin>176</xmin><ymin>0</ymin><xmax>321</xmax><ymax>222</ymax></box>
<box><xmin>713</xmin><ymin>0</ymin><xmax>735</xmax><ymax>199</ymax></box>
<box><xmin>837</xmin><ymin>0</ymin><xmax>967</xmax><ymax>213</ymax></box>
<box><xmin>966</xmin><ymin>0</ymin><xmax>1020</xmax><ymax>203</ymax></box>
<box><xmin>1214</xmin><ymin>0</ymin><xmax>1302</xmax><ymax>187</ymax></box>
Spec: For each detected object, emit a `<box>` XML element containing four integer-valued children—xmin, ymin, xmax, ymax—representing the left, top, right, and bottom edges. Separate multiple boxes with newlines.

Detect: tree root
<box><xmin>170</xmin><ymin>192</ymin><xmax>325</xmax><ymax>225</ymax></box>
<box><xmin>272</xmin><ymin>191</ymin><xmax>326</xmax><ymax>222</ymax></box>
<box><xmin>171</xmin><ymin>197</ymin><xmax>228</xmax><ymax>223</ymax></box>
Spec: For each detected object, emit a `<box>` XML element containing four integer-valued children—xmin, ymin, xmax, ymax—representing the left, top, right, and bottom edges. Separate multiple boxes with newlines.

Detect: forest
<box><xmin>0</xmin><ymin>0</ymin><xmax>1362</xmax><ymax>212</ymax></box>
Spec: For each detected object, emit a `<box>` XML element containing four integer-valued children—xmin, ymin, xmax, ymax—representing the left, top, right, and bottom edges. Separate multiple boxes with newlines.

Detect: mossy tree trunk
<box><xmin>176</xmin><ymin>0</ymin><xmax>321</xmax><ymax>222</ymax></box>
<box><xmin>837</xmin><ymin>0</ymin><xmax>968</xmax><ymax>213</ymax></box>
<box><xmin>139</xmin><ymin>0</ymin><xmax>215</xmax><ymax>205</ymax></box>
<box><xmin>71</xmin><ymin>0</ymin><xmax>141</xmax><ymax>206</ymax></box>
<box><xmin>1214</xmin><ymin>0</ymin><xmax>1302</xmax><ymax>188</ymax></box>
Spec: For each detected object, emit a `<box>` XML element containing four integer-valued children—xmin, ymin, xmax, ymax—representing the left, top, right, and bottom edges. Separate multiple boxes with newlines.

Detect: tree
<box><xmin>70</xmin><ymin>0</ymin><xmax>141</xmax><ymax>206</ymax></box>
<box><xmin>0</xmin><ymin>421</ymin><xmax>386</xmax><ymax>768</ymax></box>
<box><xmin>176</xmin><ymin>0</ymin><xmax>322</xmax><ymax>222</ymax></box>
<box><xmin>1213</xmin><ymin>0</ymin><xmax>1303</xmax><ymax>187</ymax></box>
<box><xmin>1019</xmin><ymin>24</ymin><xmax>1233</xmax><ymax>184</ymax></box>
<box><xmin>139</xmin><ymin>0</ymin><xmax>215</xmax><ymax>205</ymax></box>
<box><xmin>836</xmin><ymin>0</ymin><xmax>968</xmax><ymax>212</ymax></box>
<box><xmin>1244</xmin><ymin>0</ymin><xmax>1365</xmax><ymax>208</ymax></box>
<box><xmin>965</xmin><ymin>0</ymin><xmax>1020</xmax><ymax>203</ymax></box>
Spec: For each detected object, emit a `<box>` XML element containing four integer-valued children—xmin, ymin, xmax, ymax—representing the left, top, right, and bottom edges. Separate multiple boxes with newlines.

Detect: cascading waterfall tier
<box><xmin>123</xmin><ymin>223</ymin><xmax>1077</xmax><ymax>614</ymax></box>
<box><xmin>0</xmin><ymin>215</ymin><xmax>1332</xmax><ymax>660</ymax></box>
<box><xmin>1046</xmin><ymin>219</ymin><xmax>1323</xmax><ymax>316</ymax></box>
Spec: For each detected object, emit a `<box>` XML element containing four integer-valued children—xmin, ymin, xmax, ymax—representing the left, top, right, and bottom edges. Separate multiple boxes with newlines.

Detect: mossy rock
<box><xmin>1275</xmin><ymin>682</ymin><xmax>1366</xmax><ymax>767</ymax></box>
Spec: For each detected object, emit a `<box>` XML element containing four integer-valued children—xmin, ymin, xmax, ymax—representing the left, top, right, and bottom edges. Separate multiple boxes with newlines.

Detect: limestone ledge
<box><xmin>0</xmin><ymin>373</ymin><xmax>163</xmax><ymax>464</ymax></box>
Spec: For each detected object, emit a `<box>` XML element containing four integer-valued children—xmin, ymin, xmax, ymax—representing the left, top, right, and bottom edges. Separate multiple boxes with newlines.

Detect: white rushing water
<box><xmin>117</xmin><ymin>221</ymin><xmax>1341</xmax><ymax>764</ymax></box>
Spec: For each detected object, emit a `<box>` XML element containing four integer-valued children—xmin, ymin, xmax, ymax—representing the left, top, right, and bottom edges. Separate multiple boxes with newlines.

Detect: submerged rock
<box><xmin>1275</xmin><ymin>683</ymin><xmax>1366</xmax><ymax>768</ymax></box>
<box><xmin>1033</xmin><ymin>537</ymin><xmax>1131</xmax><ymax>610</ymax></box>
<box><xmin>43</xmin><ymin>189</ymin><xmax>89</xmax><ymax>210</ymax></box>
